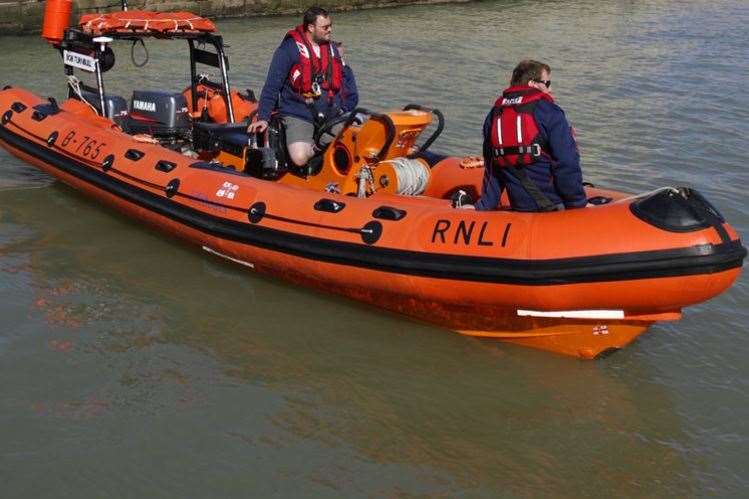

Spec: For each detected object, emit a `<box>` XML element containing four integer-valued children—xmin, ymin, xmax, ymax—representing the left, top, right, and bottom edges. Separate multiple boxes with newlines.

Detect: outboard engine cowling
<box><xmin>79</xmin><ymin>89</ymin><xmax>128</xmax><ymax>127</ymax></box>
<box><xmin>126</xmin><ymin>90</ymin><xmax>190</xmax><ymax>141</ymax></box>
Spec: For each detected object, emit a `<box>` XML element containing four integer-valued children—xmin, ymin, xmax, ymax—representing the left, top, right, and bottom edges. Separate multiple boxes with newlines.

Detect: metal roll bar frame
<box><xmin>57</xmin><ymin>27</ymin><xmax>236</xmax><ymax>123</ymax></box>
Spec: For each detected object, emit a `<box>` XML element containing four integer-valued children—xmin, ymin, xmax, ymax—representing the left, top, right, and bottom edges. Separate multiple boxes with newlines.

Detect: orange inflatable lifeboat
<box><xmin>0</xmin><ymin>10</ymin><xmax>744</xmax><ymax>359</ymax></box>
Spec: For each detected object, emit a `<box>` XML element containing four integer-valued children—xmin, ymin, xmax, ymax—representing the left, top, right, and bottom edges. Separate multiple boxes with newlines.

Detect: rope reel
<box><xmin>374</xmin><ymin>157</ymin><xmax>430</xmax><ymax>196</ymax></box>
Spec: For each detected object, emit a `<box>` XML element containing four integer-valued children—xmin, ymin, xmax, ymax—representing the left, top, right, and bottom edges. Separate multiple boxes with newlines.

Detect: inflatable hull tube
<box><xmin>0</xmin><ymin>88</ymin><xmax>745</xmax><ymax>358</ymax></box>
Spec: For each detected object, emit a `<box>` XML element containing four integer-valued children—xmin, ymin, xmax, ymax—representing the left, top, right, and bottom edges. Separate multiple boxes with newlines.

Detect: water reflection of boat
<box><xmin>0</xmin><ymin>2</ymin><xmax>745</xmax><ymax>358</ymax></box>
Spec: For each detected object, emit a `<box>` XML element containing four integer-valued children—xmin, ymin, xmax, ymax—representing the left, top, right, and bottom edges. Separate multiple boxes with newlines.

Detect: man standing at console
<box><xmin>248</xmin><ymin>6</ymin><xmax>358</xmax><ymax>168</ymax></box>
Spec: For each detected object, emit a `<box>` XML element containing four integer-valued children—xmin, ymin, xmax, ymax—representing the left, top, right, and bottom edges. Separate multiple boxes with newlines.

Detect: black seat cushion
<box><xmin>193</xmin><ymin>122</ymin><xmax>248</xmax><ymax>155</ymax></box>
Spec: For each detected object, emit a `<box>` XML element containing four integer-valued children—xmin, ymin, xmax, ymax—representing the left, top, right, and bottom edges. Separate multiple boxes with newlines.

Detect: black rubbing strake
<box><xmin>0</xmin><ymin>123</ymin><xmax>744</xmax><ymax>285</ymax></box>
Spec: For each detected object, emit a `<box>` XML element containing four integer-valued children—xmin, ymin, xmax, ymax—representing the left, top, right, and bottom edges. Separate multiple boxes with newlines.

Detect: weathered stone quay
<box><xmin>0</xmin><ymin>0</ymin><xmax>469</xmax><ymax>35</ymax></box>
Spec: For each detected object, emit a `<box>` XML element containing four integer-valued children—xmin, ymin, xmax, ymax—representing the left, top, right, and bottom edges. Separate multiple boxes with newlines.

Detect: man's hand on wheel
<box><xmin>248</xmin><ymin>120</ymin><xmax>268</xmax><ymax>133</ymax></box>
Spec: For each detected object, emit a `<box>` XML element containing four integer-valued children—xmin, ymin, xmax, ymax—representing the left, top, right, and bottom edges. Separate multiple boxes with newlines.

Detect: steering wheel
<box><xmin>313</xmin><ymin>111</ymin><xmax>353</xmax><ymax>149</ymax></box>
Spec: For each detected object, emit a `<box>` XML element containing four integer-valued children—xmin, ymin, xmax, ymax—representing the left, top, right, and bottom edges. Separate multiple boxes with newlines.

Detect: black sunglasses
<box><xmin>534</xmin><ymin>79</ymin><xmax>552</xmax><ymax>88</ymax></box>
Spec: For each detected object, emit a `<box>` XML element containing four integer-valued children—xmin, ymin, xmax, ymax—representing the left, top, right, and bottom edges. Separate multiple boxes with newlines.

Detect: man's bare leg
<box><xmin>287</xmin><ymin>141</ymin><xmax>315</xmax><ymax>167</ymax></box>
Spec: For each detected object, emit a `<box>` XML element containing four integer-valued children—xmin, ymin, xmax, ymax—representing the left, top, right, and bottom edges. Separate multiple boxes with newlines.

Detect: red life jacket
<box><xmin>489</xmin><ymin>86</ymin><xmax>555</xmax><ymax>168</ymax></box>
<box><xmin>285</xmin><ymin>26</ymin><xmax>343</xmax><ymax>99</ymax></box>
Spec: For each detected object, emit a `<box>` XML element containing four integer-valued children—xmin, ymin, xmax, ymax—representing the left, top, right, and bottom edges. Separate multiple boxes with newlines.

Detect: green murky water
<box><xmin>1</xmin><ymin>1</ymin><xmax>748</xmax><ymax>496</ymax></box>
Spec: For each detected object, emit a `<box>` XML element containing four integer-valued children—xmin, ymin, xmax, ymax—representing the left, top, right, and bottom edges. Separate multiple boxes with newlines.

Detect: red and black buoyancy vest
<box><xmin>286</xmin><ymin>26</ymin><xmax>343</xmax><ymax>99</ymax></box>
<box><xmin>489</xmin><ymin>86</ymin><xmax>555</xmax><ymax>168</ymax></box>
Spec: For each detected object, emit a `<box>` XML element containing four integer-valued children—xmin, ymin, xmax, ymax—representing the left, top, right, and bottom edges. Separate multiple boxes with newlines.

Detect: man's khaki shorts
<box><xmin>281</xmin><ymin>115</ymin><xmax>343</xmax><ymax>147</ymax></box>
<box><xmin>280</xmin><ymin>115</ymin><xmax>314</xmax><ymax>145</ymax></box>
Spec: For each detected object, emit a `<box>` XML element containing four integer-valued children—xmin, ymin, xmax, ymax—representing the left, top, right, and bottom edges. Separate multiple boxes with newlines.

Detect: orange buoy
<box><xmin>41</xmin><ymin>0</ymin><xmax>73</xmax><ymax>44</ymax></box>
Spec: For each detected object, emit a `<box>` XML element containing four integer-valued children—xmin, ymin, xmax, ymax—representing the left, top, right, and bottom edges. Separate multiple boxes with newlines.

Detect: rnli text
<box><xmin>431</xmin><ymin>219</ymin><xmax>511</xmax><ymax>247</ymax></box>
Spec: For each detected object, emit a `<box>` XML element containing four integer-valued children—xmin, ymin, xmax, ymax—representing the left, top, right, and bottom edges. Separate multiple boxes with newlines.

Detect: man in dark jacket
<box><xmin>470</xmin><ymin>60</ymin><xmax>586</xmax><ymax>211</ymax></box>
<box><xmin>336</xmin><ymin>42</ymin><xmax>358</xmax><ymax>113</ymax></box>
<box><xmin>248</xmin><ymin>6</ymin><xmax>358</xmax><ymax>168</ymax></box>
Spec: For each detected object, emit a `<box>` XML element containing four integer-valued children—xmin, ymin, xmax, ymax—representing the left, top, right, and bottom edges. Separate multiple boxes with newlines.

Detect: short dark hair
<box><xmin>303</xmin><ymin>6</ymin><xmax>329</xmax><ymax>31</ymax></box>
<box><xmin>510</xmin><ymin>60</ymin><xmax>551</xmax><ymax>86</ymax></box>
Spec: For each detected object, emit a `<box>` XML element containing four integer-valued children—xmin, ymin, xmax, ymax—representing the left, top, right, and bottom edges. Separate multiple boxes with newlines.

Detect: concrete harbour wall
<box><xmin>0</xmin><ymin>0</ymin><xmax>468</xmax><ymax>35</ymax></box>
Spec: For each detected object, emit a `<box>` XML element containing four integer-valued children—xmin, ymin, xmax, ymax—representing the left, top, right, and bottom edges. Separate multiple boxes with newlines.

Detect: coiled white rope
<box><xmin>389</xmin><ymin>157</ymin><xmax>430</xmax><ymax>195</ymax></box>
